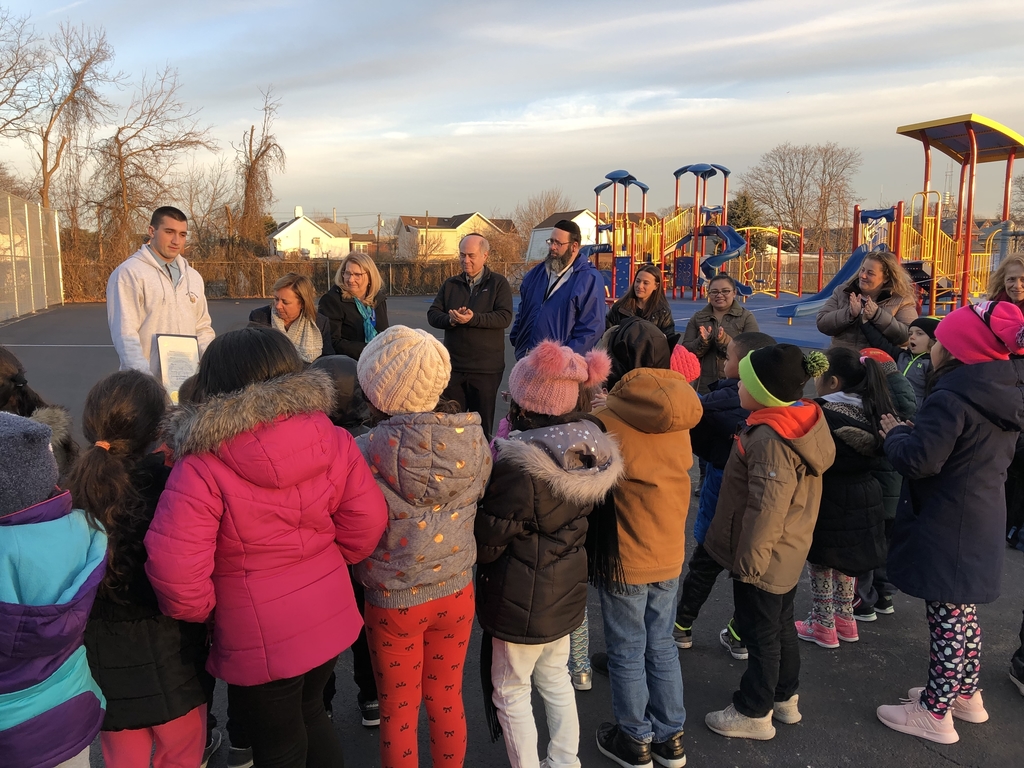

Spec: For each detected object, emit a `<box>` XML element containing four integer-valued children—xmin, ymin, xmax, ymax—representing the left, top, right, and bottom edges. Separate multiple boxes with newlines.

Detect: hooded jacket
<box><xmin>106</xmin><ymin>245</ymin><xmax>215</xmax><ymax>378</ymax></box>
<box><xmin>354</xmin><ymin>411</ymin><xmax>491</xmax><ymax>609</ymax></box>
<box><xmin>806</xmin><ymin>395</ymin><xmax>887</xmax><ymax>576</ymax></box>
<box><xmin>815</xmin><ymin>276</ymin><xmax>917</xmax><ymax>350</ymax></box>
<box><xmin>28</xmin><ymin>405</ymin><xmax>78</xmax><ymax>482</ymax></box>
<box><xmin>509</xmin><ymin>253</ymin><xmax>606</xmax><ymax>360</ymax></box>
<box><xmin>0</xmin><ymin>491</ymin><xmax>107</xmax><ymax>768</ymax></box>
<box><xmin>681</xmin><ymin>301</ymin><xmax>759</xmax><ymax>394</ymax></box>
<box><xmin>593</xmin><ymin>367</ymin><xmax>703</xmax><ymax>584</ymax></box>
<box><xmin>704</xmin><ymin>402</ymin><xmax>836</xmax><ymax>594</ymax></box>
<box><xmin>475</xmin><ymin>419</ymin><xmax>623</xmax><ymax>643</ymax></box>
<box><xmin>884</xmin><ymin>360</ymin><xmax>1024</xmax><ymax>604</ymax></box>
<box><xmin>144</xmin><ymin>369</ymin><xmax>388</xmax><ymax>686</ymax></box>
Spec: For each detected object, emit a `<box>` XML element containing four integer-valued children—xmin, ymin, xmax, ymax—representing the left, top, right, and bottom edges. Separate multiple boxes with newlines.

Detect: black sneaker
<box><xmin>652</xmin><ymin>731</ymin><xmax>686</xmax><ymax>767</ymax></box>
<box><xmin>201</xmin><ymin>729</ymin><xmax>222</xmax><ymax>768</ymax></box>
<box><xmin>874</xmin><ymin>595</ymin><xmax>895</xmax><ymax>615</ymax></box>
<box><xmin>226</xmin><ymin>746</ymin><xmax>254</xmax><ymax>768</ymax></box>
<box><xmin>672</xmin><ymin>623</ymin><xmax>692</xmax><ymax>650</ymax></box>
<box><xmin>358</xmin><ymin>695</ymin><xmax>380</xmax><ymax>727</ymax></box>
<box><xmin>853</xmin><ymin>601</ymin><xmax>877</xmax><ymax>622</ymax></box>
<box><xmin>592</xmin><ymin>651</ymin><xmax>610</xmax><ymax>677</ymax></box>
<box><xmin>719</xmin><ymin>619</ymin><xmax>748</xmax><ymax>660</ymax></box>
<box><xmin>1010</xmin><ymin>665</ymin><xmax>1024</xmax><ymax>697</ymax></box>
<box><xmin>597</xmin><ymin>722</ymin><xmax>653</xmax><ymax>767</ymax></box>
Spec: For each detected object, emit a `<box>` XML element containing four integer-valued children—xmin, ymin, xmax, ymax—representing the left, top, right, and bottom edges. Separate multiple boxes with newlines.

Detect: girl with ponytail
<box><xmin>797</xmin><ymin>348</ymin><xmax>895</xmax><ymax>649</ymax></box>
<box><xmin>68</xmin><ymin>370</ymin><xmax>213</xmax><ymax>768</ymax></box>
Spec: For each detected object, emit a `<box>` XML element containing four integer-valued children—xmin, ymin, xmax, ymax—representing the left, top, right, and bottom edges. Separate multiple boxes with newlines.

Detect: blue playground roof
<box><xmin>897</xmin><ymin>114</ymin><xmax>1024</xmax><ymax>165</ymax></box>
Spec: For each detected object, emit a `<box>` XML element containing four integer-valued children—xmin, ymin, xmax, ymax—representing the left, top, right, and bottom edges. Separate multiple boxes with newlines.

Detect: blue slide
<box><xmin>699</xmin><ymin>224</ymin><xmax>752</xmax><ymax>296</ymax></box>
<box><xmin>775</xmin><ymin>244</ymin><xmax>872</xmax><ymax>319</ymax></box>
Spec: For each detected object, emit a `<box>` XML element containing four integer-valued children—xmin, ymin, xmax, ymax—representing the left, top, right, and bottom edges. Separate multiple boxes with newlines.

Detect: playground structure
<box><xmin>589</xmin><ymin>114</ymin><xmax>1024</xmax><ymax>318</ymax></box>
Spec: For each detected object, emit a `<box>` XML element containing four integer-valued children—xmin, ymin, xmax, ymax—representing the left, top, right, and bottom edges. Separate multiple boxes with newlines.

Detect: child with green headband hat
<box><xmin>703</xmin><ymin>344</ymin><xmax>835</xmax><ymax>740</ymax></box>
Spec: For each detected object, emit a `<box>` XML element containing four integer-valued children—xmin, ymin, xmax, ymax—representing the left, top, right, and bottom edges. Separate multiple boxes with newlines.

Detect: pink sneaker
<box><xmin>906</xmin><ymin>687</ymin><xmax>989</xmax><ymax>723</ymax></box>
<box><xmin>795</xmin><ymin>618</ymin><xmax>839</xmax><ymax>649</ymax></box>
<box><xmin>877</xmin><ymin>699</ymin><xmax>958</xmax><ymax>744</ymax></box>
<box><xmin>834</xmin><ymin>615</ymin><xmax>859</xmax><ymax>643</ymax></box>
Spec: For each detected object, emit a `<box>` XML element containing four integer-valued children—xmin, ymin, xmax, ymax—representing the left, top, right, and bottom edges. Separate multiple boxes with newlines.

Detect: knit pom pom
<box><xmin>528</xmin><ymin>340</ymin><xmax>570</xmax><ymax>376</ymax></box>
<box><xmin>583</xmin><ymin>349</ymin><xmax>612</xmax><ymax>388</ymax></box>
<box><xmin>1015</xmin><ymin>324</ymin><xmax>1024</xmax><ymax>352</ymax></box>
<box><xmin>803</xmin><ymin>350</ymin><xmax>829</xmax><ymax>377</ymax></box>
<box><xmin>670</xmin><ymin>345</ymin><xmax>702</xmax><ymax>383</ymax></box>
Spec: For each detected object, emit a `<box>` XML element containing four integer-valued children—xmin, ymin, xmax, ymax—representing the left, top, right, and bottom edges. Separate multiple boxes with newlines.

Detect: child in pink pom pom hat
<box><xmin>876</xmin><ymin>300</ymin><xmax>1024</xmax><ymax>744</ymax></box>
<box><xmin>475</xmin><ymin>340</ymin><xmax>625</xmax><ymax>768</ymax></box>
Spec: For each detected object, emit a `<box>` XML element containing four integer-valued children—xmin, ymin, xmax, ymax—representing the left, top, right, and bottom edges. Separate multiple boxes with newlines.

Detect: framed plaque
<box><xmin>156</xmin><ymin>334</ymin><xmax>200</xmax><ymax>403</ymax></box>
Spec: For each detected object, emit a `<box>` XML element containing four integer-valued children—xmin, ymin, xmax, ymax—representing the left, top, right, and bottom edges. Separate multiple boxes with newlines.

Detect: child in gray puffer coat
<box><xmin>354</xmin><ymin>326</ymin><xmax>491</xmax><ymax>768</ymax></box>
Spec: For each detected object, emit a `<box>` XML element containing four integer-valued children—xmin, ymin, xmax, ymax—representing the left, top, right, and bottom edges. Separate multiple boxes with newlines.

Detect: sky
<box><xmin>6</xmin><ymin>0</ymin><xmax>1024</xmax><ymax>234</ymax></box>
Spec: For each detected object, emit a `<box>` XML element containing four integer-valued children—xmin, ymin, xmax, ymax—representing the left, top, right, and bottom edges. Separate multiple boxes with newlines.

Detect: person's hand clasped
<box><xmin>862</xmin><ymin>296</ymin><xmax>879</xmax><ymax>321</ymax></box>
<box><xmin>449</xmin><ymin>307</ymin><xmax>473</xmax><ymax>325</ymax></box>
<box><xmin>848</xmin><ymin>291</ymin><xmax>862</xmax><ymax>318</ymax></box>
<box><xmin>698</xmin><ymin>325</ymin><xmax>713</xmax><ymax>341</ymax></box>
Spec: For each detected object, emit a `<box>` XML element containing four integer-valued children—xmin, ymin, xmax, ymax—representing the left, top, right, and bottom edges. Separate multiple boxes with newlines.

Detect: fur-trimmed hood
<box><xmin>30</xmin><ymin>405</ymin><xmax>72</xmax><ymax>445</ymax></box>
<box><xmin>163</xmin><ymin>368</ymin><xmax>335</xmax><ymax>462</ymax></box>
<box><xmin>494</xmin><ymin>421</ymin><xmax>624</xmax><ymax>507</ymax></box>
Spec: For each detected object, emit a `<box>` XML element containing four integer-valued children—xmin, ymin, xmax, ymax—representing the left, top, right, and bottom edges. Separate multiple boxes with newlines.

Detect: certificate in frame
<box><xmin>156</xmin><ymin>334</ymin><xmax>200</xmax><ymax>403</ymax></box>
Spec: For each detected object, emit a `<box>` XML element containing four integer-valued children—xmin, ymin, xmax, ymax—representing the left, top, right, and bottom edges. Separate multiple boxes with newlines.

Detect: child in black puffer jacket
<box><xmin>476</xmin><ymin>341</ymin><xmax>623</xmax><ymax>768</ymax></box>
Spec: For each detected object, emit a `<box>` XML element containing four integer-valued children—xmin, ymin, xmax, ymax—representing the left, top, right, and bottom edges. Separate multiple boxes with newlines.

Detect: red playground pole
<box><xmin>775</xmin><ymin>226</ymin><xmax>783</xmax><ymax>300</ymax></box>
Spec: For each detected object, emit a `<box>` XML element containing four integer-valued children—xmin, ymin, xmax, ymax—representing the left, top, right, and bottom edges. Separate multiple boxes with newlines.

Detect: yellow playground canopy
<box><xmin>896</xmin><ymin>114</ymin><xmax>1024</xmax><ymax>165</ymax></box>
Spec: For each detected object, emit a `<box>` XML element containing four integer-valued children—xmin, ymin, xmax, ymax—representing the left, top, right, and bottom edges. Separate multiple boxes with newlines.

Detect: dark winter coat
<box><xmin>316</xmin><ymin>285</ymin><xmax>390</xmax><ymax>360</ymax></box>
<box><xmin>509</xmin><ymin>254</ymin><xmax>606</xmax><ymax>360</ymax></box>
<box><xmin>690</xmin><ymin>378</ymin><xmax>747</xmax><ymax>471</ymax></box>
<box><xmin>475</xmin><ymin>419</ymin><xmax>623</xmax><ymax>644</ymax></box>
<box><xmin>247</xmin><ymin>306</ymin><xmax>335</xmax><ymax>358</ymax></box>
<box><xmin>816</xmin><ymin>277</ymin><xmax>917</xmax><ymax>350</ymax></box>
<box><xmin>605</xmin><ymin>299</ymin><xmax>676</xmax><ymax>336</ymax></box>
<box><xmin>806</xmin><ymin>397</ymin><xmax>887</xmax><ymax>576</ymax></box>
<box><xmin>681</xmin><ymin>302</ymin><xmax>759</xmax><ymax>394</ymax></box>
<box><xmin>884</xmin><ymin>360</ymin><xmax>1024</xmax><ymax>604</ymax></box>
<box><xmin>427</xmin><ymin>267</ymin><xmax>514</xmax><ymax>374</ymax></box>
<box><xmin>85</xmin><ymin>454</ymin><xmax>213</xmax><ymax>731</ymax></box>
<box><xmin>860</xmin><ymin>321</ymin><xmax>932</xmax><ymax>408</ymax></box>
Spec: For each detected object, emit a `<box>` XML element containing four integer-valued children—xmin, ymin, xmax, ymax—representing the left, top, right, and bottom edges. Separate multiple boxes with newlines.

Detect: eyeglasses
<box><xmin>545</xmin><ymin>239</ymin><xmax>570</xmax><ymax>247</ymax></box>
<box><xmin>343</xmin><ymin>270</ymin><xmax>366</xmax><ymax>279</ymax></box>
<box><xmin>707</xmin><ymin>289</ymin><xmax>734</xmax><ymax>297</ymax></box>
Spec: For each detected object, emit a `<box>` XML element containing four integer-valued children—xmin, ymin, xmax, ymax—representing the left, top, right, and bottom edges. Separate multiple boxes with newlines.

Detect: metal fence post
<box><xmin>8</xmin><ymin>195</ymin><xmax>17</xmax><ymax>318</ymax></box>
<box><xmin>260</xmin><ymin>261</ymin><xmax>266</xmax><ymax>297</ymax></box>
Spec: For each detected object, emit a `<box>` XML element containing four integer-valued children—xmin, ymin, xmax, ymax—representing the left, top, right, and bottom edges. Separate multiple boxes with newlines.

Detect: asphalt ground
<box><xmin>2</xmin><ymin>297</ymin><xmax>1023</xmax><ymax>768</ymax></box>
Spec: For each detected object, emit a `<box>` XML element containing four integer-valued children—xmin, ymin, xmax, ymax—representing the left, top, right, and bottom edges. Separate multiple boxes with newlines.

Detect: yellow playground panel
<box><xmin>895</xmin><ymin>114</ymin><xmax>1023</xmax><ymax>310</ymax></box>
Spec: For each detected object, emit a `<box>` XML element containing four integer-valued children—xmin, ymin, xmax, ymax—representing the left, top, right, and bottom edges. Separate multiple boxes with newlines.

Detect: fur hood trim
<box><xmin>834</xmin><ymin>425</ymin><xmax>878</xmax><ymax>456</ymax></box>
<box><xmin>30</xmin><ymin>405</ymin><xmax>73</xmax><ymax>444</ymax></box>
<box><xmin>494</xmin><ymin>432</ymin><xmax>624</xmax><ymax>507</ymax></box>
<box><xmin>164</xmin><ymin>369</ymin><xmax>335</xmax><ymax>458</ymax></box>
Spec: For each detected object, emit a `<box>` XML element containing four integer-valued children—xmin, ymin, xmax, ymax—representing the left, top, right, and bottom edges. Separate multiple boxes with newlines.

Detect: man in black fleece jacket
<box><xmin>427</xmin><ymin>233</ymin><xmax>513</xmax><ymax>438</ymax></box>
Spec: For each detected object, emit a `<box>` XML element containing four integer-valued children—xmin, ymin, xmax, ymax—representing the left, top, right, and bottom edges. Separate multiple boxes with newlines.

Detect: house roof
<box><xmin>398</xmin><ymin>212</ymin><xmax>514</xmax><ymax>233</ymax></box>
<box><xmin>350</xmin><ymin>232</ymin><xmax>376</xmax><ymax>243</ymax></box>
<box><xmin>269</xmin><ymin>215</ymin><xmax>350</xmax><ymax>240</ymax></box>
<box><xmin>534</xmin><ymin>210</ymin><xmax>592</xmax><ymax>230</ymax></box>
<box><xmin>317</xmin><ymin>221</ymin><xmax>351</xmax><ymax>238</ymax></box>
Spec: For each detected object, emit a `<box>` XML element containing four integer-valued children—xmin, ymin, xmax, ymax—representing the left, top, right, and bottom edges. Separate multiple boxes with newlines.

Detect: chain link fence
<box><xmin>191</xmin><ymin>258</ymin><xmax>534</xmax><ymax>299</ymax></box>
<box><xmin>0</xmin><ymin>192</ymin><xmax>63</xmax><ymax>322</ymax></box>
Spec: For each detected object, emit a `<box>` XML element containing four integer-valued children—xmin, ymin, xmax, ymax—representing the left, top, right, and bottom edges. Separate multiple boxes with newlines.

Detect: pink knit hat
<box><xmin>509</xmin><ymin>341</ymin><xmax>611</xmax><ymax>416</ymax></box>
<box><xmin>934</xmin><ymin>300</ymin><xmax>1024</xmax><ymax>364</ymax></box>
<box><xmin>670</xmin><ymin>345</ymin><xmax>701</xmax><ymax>383</ymax></box>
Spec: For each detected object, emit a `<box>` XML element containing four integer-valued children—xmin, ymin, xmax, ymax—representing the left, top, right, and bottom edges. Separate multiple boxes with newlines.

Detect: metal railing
<box><xmin>0</xmin><ymin>192</ymin><xmax>63</xmax><ymax>322</ymax></box>
<box><xmin>188</xmin><ymin>258</ymin><xmax>535</xmax><ymax>299</ymax></box>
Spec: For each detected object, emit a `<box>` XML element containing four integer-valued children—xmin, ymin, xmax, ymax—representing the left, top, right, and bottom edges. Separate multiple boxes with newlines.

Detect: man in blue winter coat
<box><xmin>509</xmin><ymin>219</ymin><xmax>605</xmax><ymax>360</ymax></box>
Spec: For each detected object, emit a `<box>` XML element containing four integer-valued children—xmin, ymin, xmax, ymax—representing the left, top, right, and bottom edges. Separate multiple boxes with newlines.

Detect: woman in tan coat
<box><xmin>816</xmin><ymin>250</ymin><xmax>917</xmax><ymax>350</ymax></box>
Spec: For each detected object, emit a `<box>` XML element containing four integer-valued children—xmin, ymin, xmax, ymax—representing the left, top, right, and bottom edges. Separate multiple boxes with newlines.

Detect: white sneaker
<box><xmin>705</xmin><ymin>703</ymin><xmax>776</xmax><ymax>740</ymax></box>
<box><xmin>876</xmin><ymin>699</ymin><xmax>958</xmax><ymax>744</ymax></box>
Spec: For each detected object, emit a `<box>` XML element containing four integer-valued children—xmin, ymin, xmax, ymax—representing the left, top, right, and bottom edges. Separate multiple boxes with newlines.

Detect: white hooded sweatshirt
<box><xmin>106</xmin><ymin>245</ymin><xmax>215</xmax><ymax>378</ymax></box>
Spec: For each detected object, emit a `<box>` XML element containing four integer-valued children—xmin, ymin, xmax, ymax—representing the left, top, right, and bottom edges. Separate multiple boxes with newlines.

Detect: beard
<box><xmin>546</xmin><ymin>252</ymin><xmax>569</xmax><ymax>273</ymax></box>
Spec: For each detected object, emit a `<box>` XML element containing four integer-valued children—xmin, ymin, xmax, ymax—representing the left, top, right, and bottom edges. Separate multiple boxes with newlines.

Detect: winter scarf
<box><xmin>354</xmin><ymin>300</ymin><xmax>379</xmax><ymax>346</ymax></box>
<box><xmin>271</xmin><ymin>311</ymin><xmax>322</xmax><ymax>363</ymax></box>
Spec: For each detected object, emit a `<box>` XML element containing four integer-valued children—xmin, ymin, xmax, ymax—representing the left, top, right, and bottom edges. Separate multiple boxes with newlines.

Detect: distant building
<box><xmin>395</xmin><ymin>212</ymin><xmax>514</xmax><ymax>260</ymax></box>
<box><xmin>525</xmin><ymin>210</ymin><xmax>598</xmax><ymax>262</ymax></box>
<box><xmin>350</xmin><ymin>231</ymin><xmax>377</xmax><ymax>254</ymax></box>
<box><xmin>269</xmin><ymin>207</ymin><xmax>351</xmax><ymax>258</ymax></box>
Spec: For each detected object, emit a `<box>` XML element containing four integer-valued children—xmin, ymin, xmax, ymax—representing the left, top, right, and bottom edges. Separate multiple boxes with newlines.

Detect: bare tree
<box><xmin>1012</xmin><ymin>173</ymin><xmax>1024</xmax><ymax>224</ymax></box>
<box><xmin>180</xmin><ymin>157</ymin><xmax>234</xmax><ymax>259</ymax></box>
<box><xmin>0</xmin><ymin>159</ymin><xmax>33</xmax><ymax>198</ymax></box>
<box><xmin>234</xmin><ymin>87</ymin><xmax>285</xmax><ymax>255</ymax></box>
<box><xmin>90</xmin><ymin>66</ymin><xmax>216</xmax><ymax>262</ymax></box>
<box><xmin>510</xmin><ymin>187</ymin><xmax>576</xmax><ymax>254</ymax></box>
<box><xmin>740</xmin><ymin>142</ymin><xmax>861</xmax><ymax>252</ymax></box>
<box><xmin>0</xmin><ymin>8</ymin><xmax>43</xmax><ymax>137</ymax></box>
<box><xmin>27</xmin><ymin>22</ymin><xmax>121</xmax><ymax>209</ymax></box>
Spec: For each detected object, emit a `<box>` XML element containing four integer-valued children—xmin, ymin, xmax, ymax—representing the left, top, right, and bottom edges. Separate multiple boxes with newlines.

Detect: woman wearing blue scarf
<box><xmin>318</xmin><ymin>252</ymin><xmax>390</xmax><ymax>360</ymax></box>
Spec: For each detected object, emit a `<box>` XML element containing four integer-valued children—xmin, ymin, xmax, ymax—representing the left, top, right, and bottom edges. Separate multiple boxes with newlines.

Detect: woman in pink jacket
<box><xmin>145</xmin><ymin>326</ymin><xmax>388</xmax><ymax>768</ymax></box>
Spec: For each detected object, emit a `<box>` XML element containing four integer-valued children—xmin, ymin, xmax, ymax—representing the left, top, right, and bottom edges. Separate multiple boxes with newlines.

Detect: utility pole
<box><xmin>376</xmin><ymin>213</ymin><xmax>382</xmax><ymax>258</ymax></box>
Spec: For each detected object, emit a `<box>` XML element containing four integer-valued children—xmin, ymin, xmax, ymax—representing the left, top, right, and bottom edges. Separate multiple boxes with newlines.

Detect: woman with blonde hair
<box><xmin>816</xmin><ymin>249</ymin><xmax>917</xmax><ymax>350</ymax></box>
<box><xmin>248</xmin><ymin>272</ymin><xmax>334</xmax><ymax>362</ymax></box>
<box><xmin>318</xmin><ymin>252</ymin><xmax>390</xmax><ymax>359</ymax></box>
<box><xmin>986</xmin><ymin>252</ymin><xmax>1024</xmax><ymax>310</ymax></box>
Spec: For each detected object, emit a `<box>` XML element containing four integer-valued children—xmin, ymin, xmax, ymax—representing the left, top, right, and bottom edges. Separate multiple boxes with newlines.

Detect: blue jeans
<box><xmin>599</xmin><ymin>580</ymin><xmax>686</xmax><ymax>743</ymax></box>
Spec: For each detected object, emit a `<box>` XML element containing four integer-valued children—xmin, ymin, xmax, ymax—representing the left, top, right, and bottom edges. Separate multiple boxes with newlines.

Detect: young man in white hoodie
<box><xmin>106</xmin><ymin>206</ymin><xmax>215</xmax><ymax>379</ymax></box>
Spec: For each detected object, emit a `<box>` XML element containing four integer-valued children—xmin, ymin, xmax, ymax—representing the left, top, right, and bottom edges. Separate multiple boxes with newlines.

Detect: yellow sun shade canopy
<box><xmin>896</xmin><ymin>114</ymin><xmax>1024</xmax><ymax>165</ymax></box>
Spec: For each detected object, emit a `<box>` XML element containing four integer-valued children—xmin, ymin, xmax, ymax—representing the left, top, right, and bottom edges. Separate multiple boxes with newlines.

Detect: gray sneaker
<box><xmin>571</xmin><ymin>669</ymin><xmax>593</xmax><ymax>691</ymax></box>
<box><xmin>705</xmin><ymin>704</ymin><xmax>776</xmax><ymax>740</ymax></box>
<box><xmin>201</xmin><ymin>730</ymin><xmax>222</xmax><ymax>768</ymax></box>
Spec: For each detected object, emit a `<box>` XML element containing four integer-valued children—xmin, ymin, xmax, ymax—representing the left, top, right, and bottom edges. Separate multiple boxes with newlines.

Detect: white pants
<box><xmin>491</xmin><ymin>635</ymin><xmax>581</xmax><ymax>768</ymax></box>
<box><xmin>55</xmin><ymin>747</ymin><xmax>91</xmax><ymax>768</ymax></box>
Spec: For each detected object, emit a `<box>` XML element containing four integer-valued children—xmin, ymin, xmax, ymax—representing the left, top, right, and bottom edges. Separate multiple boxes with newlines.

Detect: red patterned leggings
<box><xmin>364</xmin><ymin>586</ymin><xmax>474</xmax><ymax>768</ymax></box>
